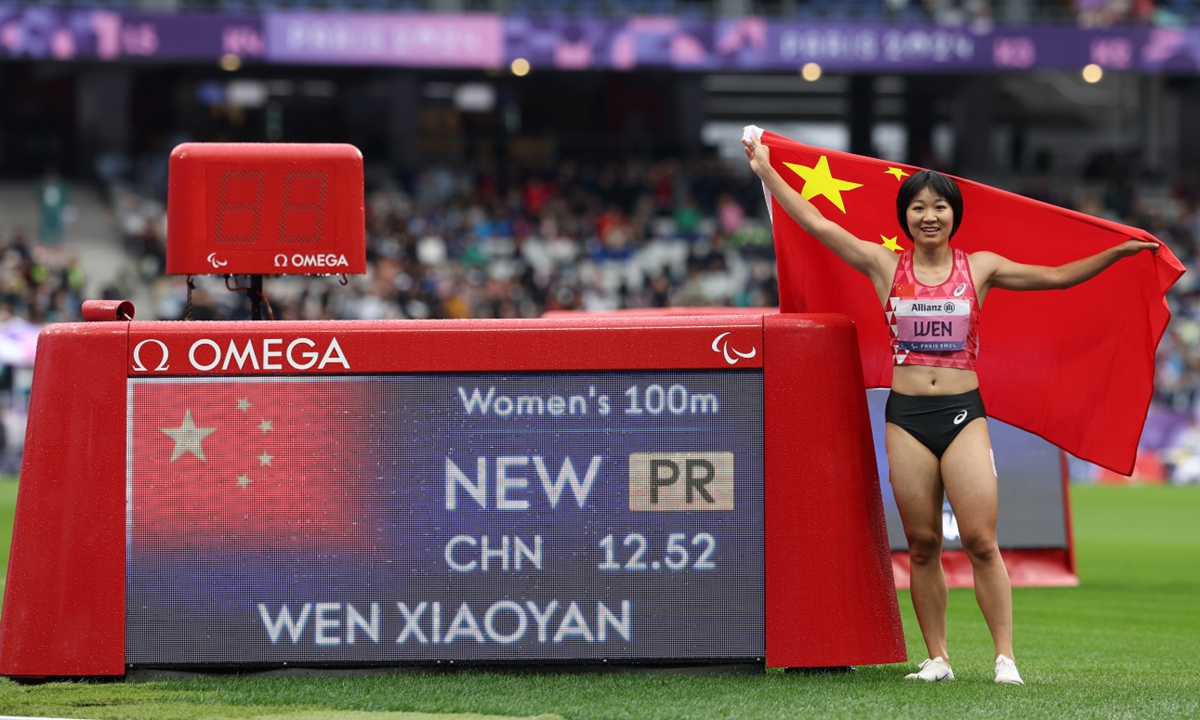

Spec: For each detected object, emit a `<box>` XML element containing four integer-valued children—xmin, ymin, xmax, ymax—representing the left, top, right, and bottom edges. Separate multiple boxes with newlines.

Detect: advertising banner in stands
<box><xmin>510</xmin><ymin>17</ymin><xmax>1154</xmax><ymax>73</ymax></box>
<box><xmin>718</xmin><ymin>21</ymin><xmax>1146</xmax><ymax>72</ymax></box>
<box><xmin>6</xmin><ymin>7</ymin><xmax>1200</xmax><ymax>75</ymax></box>
<box><xmin>505</xmin><ymin>15</ymin><xmax>717</xmax><ymax>71</ymax></box>
<box><xmin>1142</xmin><ymin>27</ymin><xmax>1200</xmax><ymax>72</ymax></box>
<box><xmin>0</xmin><ymin>6</ymin><xmax>263</xmax><ymax>61</ymax></box>
<box><xmin>263</xmin><ymin>12</ymin><xmax>504</xmax><ymax>67</ymax></box>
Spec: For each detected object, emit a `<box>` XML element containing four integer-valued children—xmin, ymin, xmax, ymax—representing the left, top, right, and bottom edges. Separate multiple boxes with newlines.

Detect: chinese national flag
<box><xmin>130</xmin><ymin>378</ymin><xmax>379</xmax><ymax>551</ymax></box>
<box><xmin>759</xmin><ymin>130</ymin><xmax>1184</xmax><ymax>475</ymax></box>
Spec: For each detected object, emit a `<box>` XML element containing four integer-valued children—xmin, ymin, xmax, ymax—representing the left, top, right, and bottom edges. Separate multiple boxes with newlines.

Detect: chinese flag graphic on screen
<box><xmin>130</xmin><ymin>378</ymin><xmax>379</xmax><ymax>551</ymax></box>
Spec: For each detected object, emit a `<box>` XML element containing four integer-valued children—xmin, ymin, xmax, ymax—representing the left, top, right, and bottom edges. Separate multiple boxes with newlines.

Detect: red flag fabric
<box><xmin>760</xmin><ymin>130</ymin><xmax>1184</xmax><ymax>475</ymax></box>
<box><xmin>130</xmin><ymin>377</ymin><xmax>379</xmax><ymax>551</ymax></box>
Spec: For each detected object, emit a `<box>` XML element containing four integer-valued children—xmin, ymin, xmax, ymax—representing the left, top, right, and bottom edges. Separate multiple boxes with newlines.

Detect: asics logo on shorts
<box><xmin>953</xmin><ymin>410</ymin><xmax>968</xmax><ymax>425</ymax></box>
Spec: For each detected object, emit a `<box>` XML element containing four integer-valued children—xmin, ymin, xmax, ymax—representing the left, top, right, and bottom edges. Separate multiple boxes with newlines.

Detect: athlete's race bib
<box><xmin>894</xmin><ymin>298</ymin><xmax>970</xmax><ymax>351</ymax></box>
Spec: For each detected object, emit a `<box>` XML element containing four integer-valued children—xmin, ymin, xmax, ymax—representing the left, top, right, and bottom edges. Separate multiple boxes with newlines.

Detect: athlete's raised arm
<box><xmin>971</xmin><ymin>239</ymin><xmax>1159</xmax><ymax>295</ymax></box>
<box><xmin>743</xmin><ymin>136</ymin><xmax>896</xmax><ymax>287</ymax></box>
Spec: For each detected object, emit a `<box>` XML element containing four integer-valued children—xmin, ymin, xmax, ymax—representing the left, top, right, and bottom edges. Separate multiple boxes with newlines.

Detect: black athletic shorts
<box><xmin>885</xmin><ymin>388</ymin><xmax>987</xmax><ymax>458</ymax></box>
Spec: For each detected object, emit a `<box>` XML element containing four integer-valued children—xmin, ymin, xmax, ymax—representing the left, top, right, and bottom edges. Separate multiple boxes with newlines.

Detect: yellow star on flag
<box><xmin>160</xmin><ymin>410</ymin><xmax>215</xmax><ymax>462</ymax></box>
<box><xmin>258</xmin><ymin>419</ymin><xmax>273</xmax><ymax>433</ymax></box>
<box><xmin>236</xmin><ymin>474</ymin><xmax>252</xmax><ymax>488</ymax></box>
<box><xmin>258</xmin><ymin>452</ymin><xmax>274</xmax><ymax>467</ymax></box>
<box><xmin>237</xmin><ymin>398</ymin><xmax>251</xmax><ymax>412</ymax></box>
<box><xmin>783</xmin><ymin>156</ymin><xmax>863</xmax><ymax>213</ymax></box>
<box><xmin>885</xmin><ymin>167</ymin><xmax>910</xmax><ymax>181</ymax></box>
<box><xmin>881</xmin><ymin>235</ymin><xmax>903</xmax><ymax>252</ymax></box>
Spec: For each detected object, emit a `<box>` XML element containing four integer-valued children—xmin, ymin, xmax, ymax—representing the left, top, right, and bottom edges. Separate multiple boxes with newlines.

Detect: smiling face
<box><xmin>906</xmin><ymin>187</ymin><xmax>956</xmax><ymax>248</ymax></box>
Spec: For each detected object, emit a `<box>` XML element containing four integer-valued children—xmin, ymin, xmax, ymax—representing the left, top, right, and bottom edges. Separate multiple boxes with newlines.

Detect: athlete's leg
<box><xmin>886</xmin><ymin>422</ymin><xmax>949</xmax><ymax>661</ymax></box>
<box><xmin>940</xmin><ymin>418</ymin><xmax>1013</xmax><ymax>660</ymax></box>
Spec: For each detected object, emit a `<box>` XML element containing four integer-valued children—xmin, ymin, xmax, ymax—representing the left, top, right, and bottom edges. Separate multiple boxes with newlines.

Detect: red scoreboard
<box><xmin>0</xmin><ymin>313</ymin><xmax>905</xmax><ymax>678</ymax></box>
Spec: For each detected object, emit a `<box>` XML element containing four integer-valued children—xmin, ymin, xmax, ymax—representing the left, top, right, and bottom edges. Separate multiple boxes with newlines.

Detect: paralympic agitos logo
<box><xmin>132</xmin><ymin>336</ymin><xmax>350</xmax><ymax>373</ymax></box>
<box><xmin>711</xmin><ymin>332</ymin><xmax>756</xmax><ymax>365</ymax></box>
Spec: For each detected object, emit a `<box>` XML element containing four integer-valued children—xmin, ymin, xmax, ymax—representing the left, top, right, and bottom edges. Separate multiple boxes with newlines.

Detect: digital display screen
<box><xmin>207</xmin><ymin>166</ymin><xmax>335</xmax><ymax>247</ymax></box>
<box><xmin>126</xmin><ymin>372</ymin><xmax>765</xmax><ymax>664</ymax></box>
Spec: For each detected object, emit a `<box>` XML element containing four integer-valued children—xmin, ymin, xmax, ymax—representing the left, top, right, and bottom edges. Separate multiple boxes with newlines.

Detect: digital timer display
<box><xmin>126</xmin><ymin>371</ymin><xmax>765</xmax><ymax>664</ymax></box>
<box><xmin>166</xmin><ymin>144</ymin><xmax>366</xmax><ymax>276</ymax></box>
<box><xmin>208</xmin><ymin>167</ymin><xmax>332</xmax><ymax>245</ymax></box>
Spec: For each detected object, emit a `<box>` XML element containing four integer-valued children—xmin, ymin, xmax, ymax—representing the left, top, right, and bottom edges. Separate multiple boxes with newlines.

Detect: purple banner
<box><xmin>264</xmin><ymin>12</ymin><xmax>504</xmax><ymax>67</ymax></box>
<box><xmin>737</xmin><ymin>22</ymin><xmax>1149</xmax><ymax>72</ymax></box>
<box><xmin>726</xmin><ymin>20</ymin><xmax>987</xmax><ymax>70</ymax></box>
<box><xmin>505</xmin><ymin>15</ymin><xmax>717</xmax><ymax>71</ymax></box>
<box><xmin>0</xmin><ymin>6</ymin><xmax>263</xmax><ymax>61</ymax></box>
<box><xmin>507</xmin><ymin>16</ymin><xmax>1155</xmax><ymax>73</ymax></box>
<box><xmin>1143</xmin><ymin>27</ymin><xmax>1200</xmax><ymax>72</ymax></box>
<box><xmin>0</xmin><ymin>7</ymin><xmax>1196</xmax><ymax>74</ymax></box>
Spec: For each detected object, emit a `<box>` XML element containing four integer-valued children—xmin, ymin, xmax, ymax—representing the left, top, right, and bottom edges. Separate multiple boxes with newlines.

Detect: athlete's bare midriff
<box><xmin>891</xmin><ymin>364</ymin><xmax>980</xmax><ymax>396</ymax></box>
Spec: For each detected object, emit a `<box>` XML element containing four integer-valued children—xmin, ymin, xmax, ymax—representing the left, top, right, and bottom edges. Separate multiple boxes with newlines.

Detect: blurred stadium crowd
<box><xmin>0</xmin><ymin>231</ymin><xmax>87</xmax><ymax>326</ymax></box>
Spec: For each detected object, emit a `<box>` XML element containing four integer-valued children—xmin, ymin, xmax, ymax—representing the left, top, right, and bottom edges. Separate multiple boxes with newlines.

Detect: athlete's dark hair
<box><xmin>896</xmin><ymin>170</ymin><xmax>964</xmax><ymax>240</ymax></box>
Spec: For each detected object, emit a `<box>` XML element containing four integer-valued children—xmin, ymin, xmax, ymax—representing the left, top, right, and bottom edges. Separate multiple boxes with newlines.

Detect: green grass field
<box><xmin>0</xmin><ymin>480</ymin><xmax>1197</xmax><ymax>719</ymax></box>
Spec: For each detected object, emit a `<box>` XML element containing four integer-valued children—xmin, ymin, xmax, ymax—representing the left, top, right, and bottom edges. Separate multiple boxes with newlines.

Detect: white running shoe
<box><xmin>994</xmin><ymin>654</ymin><xmax>1025</xmax><ymax>685</ymax></box>
<box><xmin>905</xmin><ymin>657</ymin><xmax>955</xmax><ymax>681</ymax></box>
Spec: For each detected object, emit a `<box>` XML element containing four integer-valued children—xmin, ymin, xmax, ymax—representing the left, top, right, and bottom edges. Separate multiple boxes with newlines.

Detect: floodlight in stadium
<box><xmin>1082</xmin><ymin>63</ymin><xmax>1104</xmax><ymax>83</ymax></box>
<box><xmin>227</xmin><ymin>80</ymin><xmax>268</xmax><ymax>109</ymax></box>
<box><xmin>219</xmin><ymin>53</ymin><xmax>241</xmax><ymax>72</ymax></box>
<box><xmin>454</xmin><ymin>83</ymin><xmax>496</xmax><ymax>113</ymax></box>
<box><xmin>511</xmin><ymin>58</ymin><xmax>531</xmax><ymax>77</ymax></box>
<box><xmin>801</xmin><ymin>62</ymin><xmax>822</xmax><ymax>82</ymax></box>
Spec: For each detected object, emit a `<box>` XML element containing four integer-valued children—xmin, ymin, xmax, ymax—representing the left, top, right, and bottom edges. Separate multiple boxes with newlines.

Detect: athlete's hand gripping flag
<box><xmin>747</xmin><ymin>126</ymin><xmax>1184</xmax><ymax>475</ymax></box>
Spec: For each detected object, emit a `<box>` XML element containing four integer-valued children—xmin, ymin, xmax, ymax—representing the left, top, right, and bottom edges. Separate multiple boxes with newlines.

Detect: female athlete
<box><xmin>743</xmin><ymin>134</ymin><xmax>1156</xmax><ymax>684</ymax></box>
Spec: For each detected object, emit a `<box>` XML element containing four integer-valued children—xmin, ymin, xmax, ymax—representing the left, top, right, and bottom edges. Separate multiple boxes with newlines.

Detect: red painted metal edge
<box><xmin>763</xmin><ymin>313</ymin><xmax>906</xmax><ymax>668</ymax></box>
<box><xmin>890</xmin><ymin>549</ymin><xmax>1079</xmax><ymax>589</ymax></box>
<box><xmin>0</xmin><ymin>323</ymin><xmax>128</xmax><ymax>678</ymax></box>
<box><xmin>126</xmin><ymin>316</ymin><xmax>767</xmax><ymax>375</ymax></box>
<box><xmin>542</xmin><ymin>307</ymin><xmax>779</xmax><ymax>318</ymax></box>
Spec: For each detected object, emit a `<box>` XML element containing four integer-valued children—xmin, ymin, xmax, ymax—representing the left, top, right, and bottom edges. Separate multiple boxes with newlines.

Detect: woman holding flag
<box><xmin>743</xmin><ymin>133</ymin><xmax>1157</xmax><ymax>685</ymax></box>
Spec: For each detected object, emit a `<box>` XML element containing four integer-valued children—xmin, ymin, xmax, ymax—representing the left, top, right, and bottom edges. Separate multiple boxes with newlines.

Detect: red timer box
<box><xmin>166</xmin><ymin>143</ymin><xmax>366</xmax><ymax>276</ymax></box>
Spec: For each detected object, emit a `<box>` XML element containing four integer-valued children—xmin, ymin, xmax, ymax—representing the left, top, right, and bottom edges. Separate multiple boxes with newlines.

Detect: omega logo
<box><xmin>131</xmin><ymin>337</ymin><xmax>350</xmax><ymax>372</ymax></box>
<box><xmin>273</xmin><ymin>253</ymin><xmax>350</xmax><ymax>269</ymax></box>
<box><xmin>132</xmin><ymin>339</ymin><xmax>170</xmax><ymax>372</ymax></box>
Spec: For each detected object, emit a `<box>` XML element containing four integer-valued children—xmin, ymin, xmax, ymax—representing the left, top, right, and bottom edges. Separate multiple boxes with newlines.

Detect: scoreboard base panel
<box><xmin>124</xmin><ymin>658</ymin><xmax>769</xmax><ymax>681</ymax></box>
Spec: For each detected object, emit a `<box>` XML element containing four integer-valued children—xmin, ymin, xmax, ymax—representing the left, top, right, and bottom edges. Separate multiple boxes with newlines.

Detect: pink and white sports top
<box><xmin>886</xmin><ymin>248</ymin><xmax>980</xmax><ymax>370</ymax></box>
